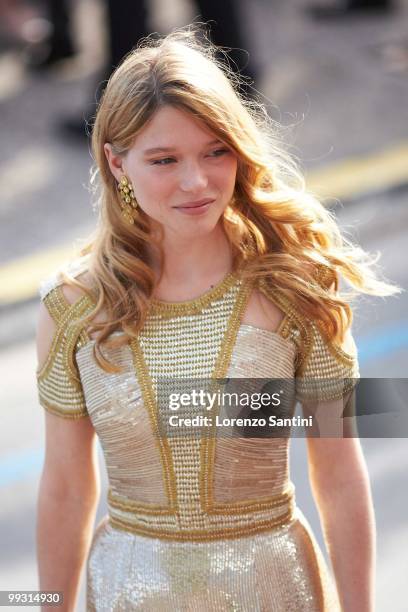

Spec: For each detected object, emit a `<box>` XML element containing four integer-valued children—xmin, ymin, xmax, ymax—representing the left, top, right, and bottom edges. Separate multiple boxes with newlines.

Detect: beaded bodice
<box><xmin>37</xmin><ymin>262</ymin><xmax>359</xmax><ymax>542</ymax></box>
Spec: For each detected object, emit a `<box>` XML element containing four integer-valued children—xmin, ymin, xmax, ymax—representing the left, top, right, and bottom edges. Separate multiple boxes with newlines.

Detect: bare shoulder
<box><xmin>59</xmin><ymin>270</ymin><xmax>96</xmax><ymax>304</ymax></box>
<box><xmin>36</xmin><ymin>270</ymin><xmax>96</xmax><ymax>370</ymax></box>
<box><xmin>242</xmin><ymin>287</ymin><xmax>286</xmax><ymax>333</ymax></box>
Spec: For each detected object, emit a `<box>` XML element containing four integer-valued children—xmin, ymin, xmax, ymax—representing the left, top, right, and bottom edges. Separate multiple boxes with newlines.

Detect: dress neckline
<box><xmin>150</xmin><ymin>270</ymin><xmax>240</xmax><ymax>316</ymax></box>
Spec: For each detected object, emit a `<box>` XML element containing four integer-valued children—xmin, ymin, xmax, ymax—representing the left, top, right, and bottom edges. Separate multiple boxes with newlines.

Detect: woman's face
<box><xmin>105</xmin><ymin>105</ymin><xmax>238</xmax><ymax>240</ymax></box>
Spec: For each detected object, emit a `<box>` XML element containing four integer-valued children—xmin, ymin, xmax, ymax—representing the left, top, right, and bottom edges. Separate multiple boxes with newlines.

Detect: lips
<box><xmin>175</xmin><ymin>198</ymin><xmax>214</xmax><ymax>209</ymax></box>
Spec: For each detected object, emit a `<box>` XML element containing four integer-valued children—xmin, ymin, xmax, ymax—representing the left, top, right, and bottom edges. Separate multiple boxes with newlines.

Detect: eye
<box><xmin>208</xmin><ymin>148</ymin><xmax>229</xmax><ymax>158</ymax></box>
<box><xmin>151</xmin><ymin>157</ymin><xmax>176</xmax><ymax>166</ymax></box>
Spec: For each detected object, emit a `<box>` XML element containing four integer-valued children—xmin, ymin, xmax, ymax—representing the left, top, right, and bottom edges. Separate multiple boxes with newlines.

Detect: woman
<box><xmin>36</xmin><ymin>29</ymin><xmax>399</xmax><ymax>611</ymax></box>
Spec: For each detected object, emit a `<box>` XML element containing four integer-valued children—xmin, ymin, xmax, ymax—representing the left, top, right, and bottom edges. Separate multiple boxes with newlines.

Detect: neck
<box><xmin>151</xmin><ymin>223</ymin><xmax>233</xmax><ymax>287</ymax></box>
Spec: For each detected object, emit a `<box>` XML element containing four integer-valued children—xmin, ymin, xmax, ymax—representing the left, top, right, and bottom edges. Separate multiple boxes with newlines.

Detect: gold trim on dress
<box><xmin>130</xmin><ymin>335</ymin><xmax>179</xmax><ymax>512</ymax></box>
<box><xmin>109</xmin><ymin>504</ymin><xmax>295</xmax><ymax>542</ymax></box>
<box><xmin>150</xmin><ymin>271</ymin><xmax>238</xmax><ymax>317</ymax></box>
<box><xmin>37</xmin><ymin>294</ymin><xmax>93</xmax><ymax>381</ymax></box>
<box><xmin>108</xmin><ymin>488</ymin><xmax>177</xmax><ymax>516</ymax></box>
<box><xmin>37</xmin><ymin>289</ymin><xmax>95</xmax><ymax>419</ymax></box>
<box><xmin>200</xmin><ymin>277</ymin><xmax>256</xmax><ymax>514</ymax></box>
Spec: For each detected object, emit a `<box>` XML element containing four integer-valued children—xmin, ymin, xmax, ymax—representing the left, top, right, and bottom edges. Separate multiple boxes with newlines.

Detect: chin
<box><xmin>177</xmin><ymin>224</ymin><xmax>215</xmax><ymax>241</ymax></box>
<box><xmin>184</xmin><ymin>215</ymin><xmax>222</xmax><ymax>235</ymax></box>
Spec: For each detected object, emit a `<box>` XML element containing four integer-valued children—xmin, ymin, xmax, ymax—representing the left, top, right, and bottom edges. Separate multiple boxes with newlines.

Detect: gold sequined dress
<box><xmin>37</xmin><ymin>261</ymin><xmax>359</xmax><ymax>612</ymax></box>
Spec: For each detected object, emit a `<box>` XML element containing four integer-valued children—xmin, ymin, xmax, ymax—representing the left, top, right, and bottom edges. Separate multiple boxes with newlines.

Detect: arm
<box><xmin>306</xmin><ymin>434</ymin><xmax>376</xmax><ymax>612</ymax></box>
<box><xmin>294</xmin><ymin>276</ymin><xmax>374</xmax><ymax>610</ymax></box>
<box><xmin>36</xmin><ymin>301</ymin><xmax>100</xmax><ymax>612</ymax></box>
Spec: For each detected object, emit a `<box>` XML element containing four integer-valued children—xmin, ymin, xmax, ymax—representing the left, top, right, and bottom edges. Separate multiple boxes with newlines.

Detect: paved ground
<box><xmin>0</xmin><ymin>0</ymin><xmax>407</xmax><ymax>609</ymax></box>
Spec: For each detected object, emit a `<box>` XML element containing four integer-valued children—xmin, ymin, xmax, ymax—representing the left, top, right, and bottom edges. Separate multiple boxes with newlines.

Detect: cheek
<box><xmin>131</xmin><ymin>169</ymin><xmax>175</xmax><ymax>204</ymax></box>
<box><xmin>214</xmin><ymin>159</ymin><xmax>237</xmax><ymax>192</ymax></box>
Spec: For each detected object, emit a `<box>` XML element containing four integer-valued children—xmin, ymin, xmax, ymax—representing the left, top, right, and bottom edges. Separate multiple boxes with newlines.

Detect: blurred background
<box><xmin>0</xmin><ymin>0</ymin><xmax>407</xmax><ymax>609</ymax></box>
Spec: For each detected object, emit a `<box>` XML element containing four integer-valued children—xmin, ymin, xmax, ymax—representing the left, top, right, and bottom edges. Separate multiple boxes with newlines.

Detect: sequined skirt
<box><xmin>86</xmin><ymin>507</ymin><xmax>340</xmax><ymax>612</ymax></box>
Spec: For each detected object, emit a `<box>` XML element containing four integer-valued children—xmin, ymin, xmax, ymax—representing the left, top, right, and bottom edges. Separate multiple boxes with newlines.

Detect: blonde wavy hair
<box><xmin>66</xmin><ymin>26</ymin><xmax>401</xmax><ymax>372</ymax></box>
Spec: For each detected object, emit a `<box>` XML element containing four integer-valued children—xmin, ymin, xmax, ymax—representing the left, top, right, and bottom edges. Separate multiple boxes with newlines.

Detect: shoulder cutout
<box><xmin>36</xmin><ymin>259</ymin><xmax>95</xmax><ymax>420</ymax></box>
<box><xmin>255</xmin><ymin>277</ymin><xmax>302</xmax><ymax>343</ymax></box>
<box><xmin>39</xmin><ymin>254</ymin><xmax>92</xmax><ymax>301</ymax></box>
<box><xmin>255</xmin><ymin>275</ymin><xmax>359</xmax><ymax>402</ymax></box>
<box><xmin>59</xmin><ymin>270</ymin><xmax>96</xmax><ymax>306</ymax></box>
<box><xmin>37</xmin><ymin>272</ymin><xmax>95</xmax><ymax>372</ymax></box>
<box><xmin>242</xmin><ymin>287</ymin><xmax>286</xmax><ymax>334</ymax></box>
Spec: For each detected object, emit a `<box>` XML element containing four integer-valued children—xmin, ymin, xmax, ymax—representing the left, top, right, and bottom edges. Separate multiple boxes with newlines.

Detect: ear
<box><xmin>104</xmin><ymin>143</ymin><xmax>125</xmax><ymax>182</ymax></box>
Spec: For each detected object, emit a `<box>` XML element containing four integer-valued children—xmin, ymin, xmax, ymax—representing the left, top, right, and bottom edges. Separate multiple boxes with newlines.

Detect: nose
<box><xmin>178</xmin><ymin>160</ymin><xmax>208</xmax><ymax>193</ymax></box>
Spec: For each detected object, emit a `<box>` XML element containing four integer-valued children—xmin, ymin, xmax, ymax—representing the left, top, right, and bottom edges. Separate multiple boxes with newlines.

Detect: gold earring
<box><xmin>118</xmin><ymin>175</ymin><xmax>138</xmax><ymax>225</ymax></box>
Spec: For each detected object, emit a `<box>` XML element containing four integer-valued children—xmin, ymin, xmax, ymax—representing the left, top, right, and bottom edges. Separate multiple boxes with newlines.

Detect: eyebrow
<box><xmin>142</xmin><ymin>139</ymin><xmax>223</xmax><ymax>156</ymax></box>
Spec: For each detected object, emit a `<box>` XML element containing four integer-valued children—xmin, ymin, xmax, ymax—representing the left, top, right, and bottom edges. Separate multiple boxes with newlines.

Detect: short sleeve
<box><xmin>36</xmin><ymin>280</ymin><xmax>93</xmax><ymax>419</ymax></box>
<box><xmin>255</xmin><ymin>275</ymin><xmax>359</xmax><ymax>406</ymax></box>
<box><xmin>295</xmin><ymin>322</ymin><xmax>360</xmax><ymax>404</ymax></box>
